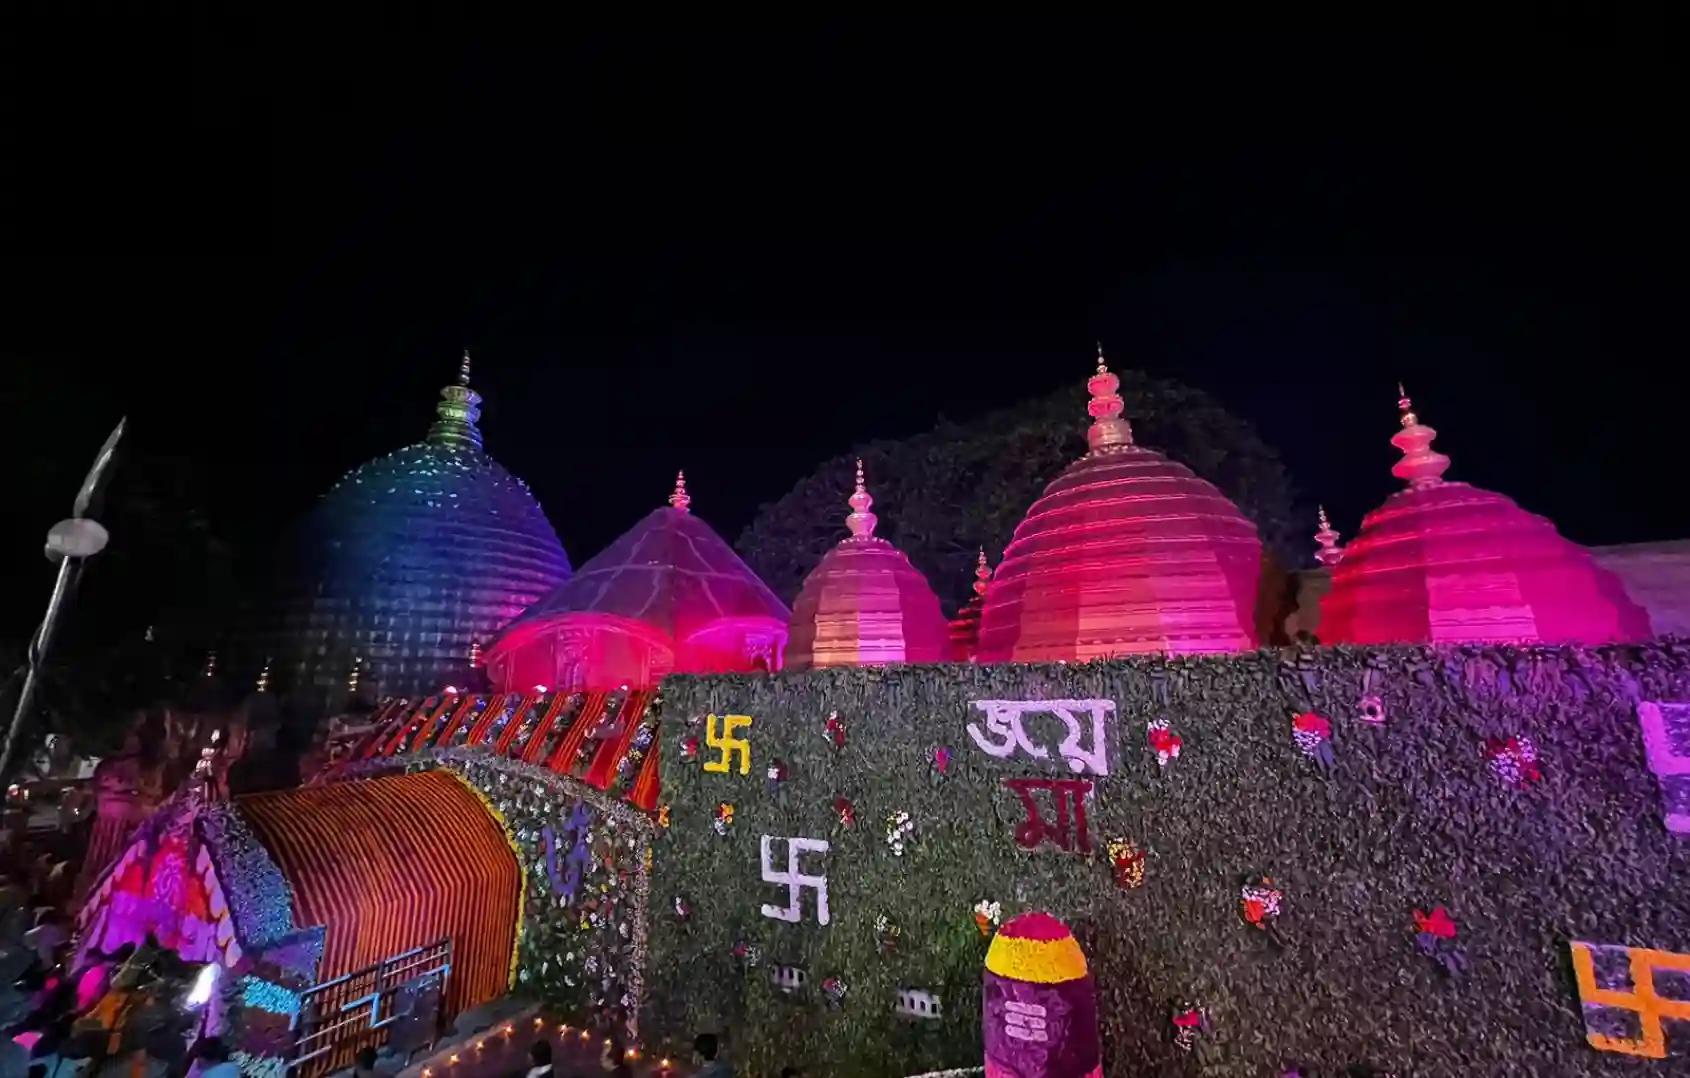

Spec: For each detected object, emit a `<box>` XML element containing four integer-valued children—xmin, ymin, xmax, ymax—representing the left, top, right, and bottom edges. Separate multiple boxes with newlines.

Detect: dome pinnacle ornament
<box><xmin>1314</xmin><ymin>506</ymin><xmax>1343</xmax><ymax>567</ymax></box>
<box><xmin>1390</xmin><ymin>383</ymin><xmax>1450</xmax><ymax>490</ymax></box>
<box><xmin>669</xmin><ymin>470</ymin><xmax>691</xmax><ymax>513</ymax></box>
<box><xmin>846</xmin><ymin>459</ymin><xmax>878</xmax><ymax>539</ymax></box>
<box><xmin>1085</xmin><ymin>343</ymin><xmax>1134</xmax><ymax>452</ymax></box>
<box><xmin>427</xmin><ymin>349</ymin><xmax>485</xmax><ymax>451</ymax></box>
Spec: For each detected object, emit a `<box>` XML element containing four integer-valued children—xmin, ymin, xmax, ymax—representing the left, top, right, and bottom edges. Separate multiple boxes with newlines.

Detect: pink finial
<box><xmin>846</xmin><ymin>458</ymin><xmax>878</xmax><ymax>539</ymax></box>
<box><xmin>973</xmin><ymin>547</ymin><xmax>993</xmax><ymax>599</ymax></box>
<box><xmin>1086</xmin><ymin>343</ymin><xmax>1134</xmax><ymax>452</ymax></box>
<box><xmin>1314</xmin><ymin>506</ymin><xmax>1343</xmax><ymax>567</ymax></box>
<box><xmin>669</xmin><ymin>470</ymin><xmax>691</xmax><ymax>512</ymax></box>
<box><xmin>1390</xmin><ymin>384</ymin><xmax>1451</xmax><ymax>489</ymax></box>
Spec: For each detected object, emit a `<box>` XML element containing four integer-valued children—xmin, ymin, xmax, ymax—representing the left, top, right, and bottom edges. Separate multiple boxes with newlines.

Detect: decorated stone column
<box><xmin>982</xmin><ymin>912</ymin><xmax>1102</xmax><ymax>1078</ymax></box>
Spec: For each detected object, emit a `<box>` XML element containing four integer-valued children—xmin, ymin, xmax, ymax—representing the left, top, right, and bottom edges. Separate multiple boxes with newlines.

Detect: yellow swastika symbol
<box><xmin>1570</xmin><ymin>940</ymin><xmax>1690</xmax><ymax>1059</ymax></box>
<box><xmin>703</xmin><ymin>714</ymin><xmax>752</xmax><ymax>775</ymax></box>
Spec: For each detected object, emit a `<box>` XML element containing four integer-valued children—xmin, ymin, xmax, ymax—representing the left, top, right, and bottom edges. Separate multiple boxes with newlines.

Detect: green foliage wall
<box><xmin>646</xmin><ymin>643</ymin><xmax>1690</xmax><ymax>1077</ymax></box>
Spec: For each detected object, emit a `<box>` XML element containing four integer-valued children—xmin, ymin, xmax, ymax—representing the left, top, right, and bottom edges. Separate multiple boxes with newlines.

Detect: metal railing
<box><xmin>287</xmin><ymin>938</ymin><xmax>453</xmax><ymax>1071</ymax></box>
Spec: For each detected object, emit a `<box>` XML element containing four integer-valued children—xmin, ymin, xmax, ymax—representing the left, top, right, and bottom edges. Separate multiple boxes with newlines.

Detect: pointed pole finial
<box><xmin>669</xmin><ymin>470</ymin><xmax>691</xmax><ymax>512</ymax></box>
<box><xmin>972</xmin><ymin>547</ymin><xmax>993</xmax><ymax>599</ymax></box>
<box><xmin>846</xmin><ymin>458</ymin><xmax>878</xmax><ymax>539</ymax></box>
<box><xmin>1085</xmin><ymin>344</ymin><xmax>1134</xmax><ymax>452</ymax></box>
<box><xmin>1314</xmin><ymin>506</ymin><xmax>1344</xmax><ymax>567</ymax></box>
<box><xmin>1389</xmin><ymin>384</ymin><xmax>1450</xmax><ymax>489</ymax></box>
<box><xmin>427</xmin><ymin>350</ymin><xmax>485</xmax><ymax>450</ymax></box>
<box><xmin>255</xmin><ymin>657</ymin><xmax>272</xmax><ymax>693</ymax></box>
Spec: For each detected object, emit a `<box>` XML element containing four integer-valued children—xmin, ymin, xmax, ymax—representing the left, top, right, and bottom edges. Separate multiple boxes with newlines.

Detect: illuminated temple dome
<box><xmin>975</xmin><ymin>348</ymin><xmax>1264</xmax><ymax>662</ymax></box>
<box><xmin>785</xmin><ymin>461</ymin><xmax>950</xmax><ymax>670</ymax></box>
<box><xmin>482</xmin><ymin>473</ymin><xmax>791</xmax><ymax>692</ymax></box>
<box><xmin>258</xmin><ymin>354</ymin><xmax>571</xmax><ymax>700</ymax></box>
<box><xmin>1319</xmin><ymin>389</ymin><xmax>1651</xmax><ymax>645</ymax></box>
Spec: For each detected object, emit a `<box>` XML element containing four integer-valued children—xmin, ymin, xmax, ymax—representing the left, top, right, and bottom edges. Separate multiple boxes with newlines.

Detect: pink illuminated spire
<box><xmin>972</xmin><ymin>547</ymin><xmax>993</xmax><ymax>598</ymax></box>
<box><xmin>1390</xmin><ymin>384</ymin><xmax>1451</xmax><ymax>490</ymax></box>
<box><xmin>846</xmin><ymin>459</ymin><xmax>878</xmax><ymax>539</ymax></box>
<box><xmin>1086</xmin><ymin>342</ymin><xmax>1134</xmax><ymax>452</ymax></box>
<box><xmin>669</xmin><ymin>470</ymin><xmax>691</xmax><ymax>512</ymax></box>
<box><xmin>1314</xmin><ymin>506</ymin><xmax>1343</xmax><ymax>567</ymax></box>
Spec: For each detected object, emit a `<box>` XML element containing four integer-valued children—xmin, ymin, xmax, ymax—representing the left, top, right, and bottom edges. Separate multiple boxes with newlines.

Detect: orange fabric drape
<box><xmin>236</xmin><ymin>770</ymin><xmax>521</xmax><ymax>1019</ymax></box>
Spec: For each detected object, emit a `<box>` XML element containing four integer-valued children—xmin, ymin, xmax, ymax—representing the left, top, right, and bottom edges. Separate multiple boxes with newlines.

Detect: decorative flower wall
<box><xmin>645</xmin><ymin>643</ymin><xmax>1690</xmax><ymax>1076</ymax></box>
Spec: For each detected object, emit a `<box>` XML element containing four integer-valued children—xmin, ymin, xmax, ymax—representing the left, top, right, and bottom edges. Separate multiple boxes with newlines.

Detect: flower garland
<box><xmin>424</xmin><ymin>748</ymin><xmax>657</xmax><ymax>1045</ymax></box>
<box><xmin>199</xmin><ymin>801</ymin><xmax>298</xmax><ymax>949</ymax></box>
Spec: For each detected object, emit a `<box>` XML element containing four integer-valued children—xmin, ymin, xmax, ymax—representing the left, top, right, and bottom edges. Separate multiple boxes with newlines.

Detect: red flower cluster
<box><xmin>823</xmin><ymin>711</ymin><xmax>847</xmax><ymax>749</ymax></box>
<box><xmin>1291</xmin><ymin>712</ymin><xmax>1332</xmax><ymax>738</ymax></box>
<box><xmin>1413</xmin><ymin>906</ymin><xmax>1457</xmax><ymax>939</ymax></box>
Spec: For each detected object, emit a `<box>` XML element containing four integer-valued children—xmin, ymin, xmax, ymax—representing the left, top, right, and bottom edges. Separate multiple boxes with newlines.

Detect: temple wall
<box><xmin>644</xmin><ymin>645</ymin><xmax>1690</xmax><ymax>1076</ymax></box>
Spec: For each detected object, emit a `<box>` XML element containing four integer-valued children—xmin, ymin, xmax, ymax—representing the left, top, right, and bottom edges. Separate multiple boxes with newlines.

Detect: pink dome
<box><xmin>483</xmin><ymin>474</ymin><xmax>791</xmax><ymax>691</ymax></box>
<box><xmin>975</xmin><ymin>351</ymin><xmax>1263</xmax><ymax>662</ymax></box>
<box><xmin>1320</xmin><ymin>392</ymin><xmax>1651</xmax><ymax>645</ymax></box>
<box><xmin>786</xmin><ymin>462</ymin><xmax>951</xmax><ymax>670</ymax></box>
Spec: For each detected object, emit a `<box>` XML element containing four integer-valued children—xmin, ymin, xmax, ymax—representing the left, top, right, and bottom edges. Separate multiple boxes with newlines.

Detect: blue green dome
<box><xmin>259</xmin><ymin>355</ymin><xmax>570</xmax><ymax>701</ymax></box>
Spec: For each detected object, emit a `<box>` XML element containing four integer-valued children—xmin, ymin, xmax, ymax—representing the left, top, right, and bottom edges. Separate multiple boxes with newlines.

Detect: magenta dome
<box><xmin>1320</xmin><ymin>392</ymin><xmax>1651</xmax><ymax>645</ymax></box>
<box><xmin>785</xmin><ymin>462</ymin><xmax>950</xmax><ymax>670</ymax></box>
<box><xmin>483</xmin><ymin>474</ymin><xmax>790</xmax><ymax>691</ymax></box>
<box><xmin>975</xmin><ymin>351</ymin><xmax>1263</xmax><ymax>662</ymax></box>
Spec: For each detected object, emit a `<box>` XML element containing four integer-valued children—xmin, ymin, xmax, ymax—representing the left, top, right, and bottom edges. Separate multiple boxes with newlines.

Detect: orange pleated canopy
<box><xmin>237</xmin><ymin>769</ymin><xmax>521</xmax><ymax>1019</ymax></box>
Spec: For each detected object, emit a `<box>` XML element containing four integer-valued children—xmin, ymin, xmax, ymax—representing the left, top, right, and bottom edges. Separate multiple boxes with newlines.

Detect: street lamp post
<box><xmin>0</xmin><ymin>418</ymin><xmax>126</xmax><ymax>780</ymax></box>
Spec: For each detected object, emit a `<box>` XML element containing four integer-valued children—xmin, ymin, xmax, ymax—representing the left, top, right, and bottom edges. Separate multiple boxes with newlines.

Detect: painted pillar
<box><xmin>982</xmin><ymin>912</ymin><xmax>1102</xmax><ymax>1078</ymax></box>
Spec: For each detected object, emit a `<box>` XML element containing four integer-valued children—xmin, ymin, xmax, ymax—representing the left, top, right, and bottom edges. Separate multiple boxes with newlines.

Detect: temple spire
<box><xmin>1314</xmin><ymin>506</ymin><xmax>1343</xmax><ymax>567</ymax></box>
<box><xmin>1086</xmin><ymin>343</ymin><xmax>1134</xmax><ymax>452</ymax></box>
<box><xmin>972</xmin><ymin>547</ymin><xmax>993</xmax><ymax>598</ymax></box>
<box><xmin>846</xmin><ymin>459</ymin><xmax>878</xmax><ymax>539</ymax></box>
<box><xmin>669</xmin><ymin>470</ymin><xmax>691</xmax><ymax>512</ymax></box>
<box><xmin>1390</xmin><ymin>384</ymin><xmax>1450</xmax><ymax>490</ymax></box>
<box><xmin>426</xmin><ymin>349</ymin><xmax>485</xmax><ymax>451</ymax></box>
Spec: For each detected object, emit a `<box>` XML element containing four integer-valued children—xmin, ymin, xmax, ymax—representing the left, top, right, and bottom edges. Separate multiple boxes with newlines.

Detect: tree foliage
<box><xmin>736</xmin><ymin>372</ymin><xmax>1300</xmax><ymax>612</ymax></box>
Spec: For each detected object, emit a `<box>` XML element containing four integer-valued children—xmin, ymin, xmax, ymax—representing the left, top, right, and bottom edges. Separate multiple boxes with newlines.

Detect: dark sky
<box><xmin>4</xmin><ymin>13</ymin><xmax>1686</xmax><ymax>640</ymax></box>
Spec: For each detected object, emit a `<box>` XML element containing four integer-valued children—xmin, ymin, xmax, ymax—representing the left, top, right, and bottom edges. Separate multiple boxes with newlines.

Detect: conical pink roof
<box><xmin>1320</xmin><ymin>390</ymin><xmax>1651</xmax><ymax>645</ymax></box>
<box><xmin>976</xmin><ymin>349</ymin><xmax>1263</xmax><ymax>661</ymax></box>
<box><xmin>785</xmin><ymin>462</ymin><xmax>950</xmax><ymax>670</ymax></box>
<box><xmin>499</xmin><ymin>504</ymin><xmax>789</xmax><ymax>643</ymax></box>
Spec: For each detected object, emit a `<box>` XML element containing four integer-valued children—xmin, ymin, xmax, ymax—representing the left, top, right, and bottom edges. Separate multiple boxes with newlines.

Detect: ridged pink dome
<box><xmin>975</xmin><ymin>353</ymin><xmax>1263</xmax><ymax>661</ymax></box>
<box><xmin>1320</xmin><ymin>392</ymin><xmax>1651</xmax><ymax>645</ymax></box>
<box><xmin>786</xmin><ymin>462</ymin><xmax>951</xmax><ymax>670</ymax></box>
<box><xmin>483</xmin><ymin>474</ymin><xmax>790</xmax><ymax>691</ymax></box>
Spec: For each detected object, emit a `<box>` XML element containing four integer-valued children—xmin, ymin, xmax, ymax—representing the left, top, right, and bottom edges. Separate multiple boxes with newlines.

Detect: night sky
<box><xmin>4</xmin><ymin>14</ymin><xmax>1685</xmax><ymax>642</ymax></box>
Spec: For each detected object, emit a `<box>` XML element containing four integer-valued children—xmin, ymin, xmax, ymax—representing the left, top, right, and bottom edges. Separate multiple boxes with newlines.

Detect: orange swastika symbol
<box><xmin>1569</xmin><ymin>940</ymin><xmax>1690</xmax><ymax>1059</ymax></box>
